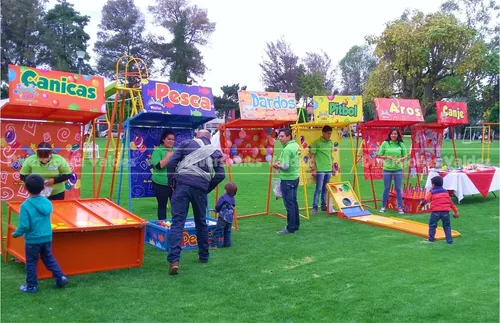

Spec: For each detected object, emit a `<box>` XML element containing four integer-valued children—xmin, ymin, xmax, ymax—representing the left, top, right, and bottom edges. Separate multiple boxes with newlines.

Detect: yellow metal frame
<box><xmin>481</xmin><ymin>123</ymin><xmax>498</xmax><ymax>163</ymax></box>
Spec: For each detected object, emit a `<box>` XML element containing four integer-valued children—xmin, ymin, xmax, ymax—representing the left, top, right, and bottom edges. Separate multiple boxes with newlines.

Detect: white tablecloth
<box><xmin>425</xmin><ymin>167</ymin><xmax>500</xmax><ymax>202</ymax></box>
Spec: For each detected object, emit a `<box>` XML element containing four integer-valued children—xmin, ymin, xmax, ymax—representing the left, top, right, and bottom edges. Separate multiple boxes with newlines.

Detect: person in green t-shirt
<box><xmin>151</xmin><ymin>130</ymin><xmax>176</xmax><ymax>220</ymax></box>
<box><xmin>20</xmin><ymin>142</ymin><xmax>72</xmax><ymax>200</ymax></box>
<box><xmin>376</xmin><ymin>128</ymin><xmax>408</xmax><ymax>215</ymax></box>
<box><xmin>310</xmin><ymin>125</ymin><xmax>333</xmax><ymax>214</ymax></box>
<box><xmin>272</xmin><ymin>128</ymin><xmax>300</xmax><ymax>234</ymax></box>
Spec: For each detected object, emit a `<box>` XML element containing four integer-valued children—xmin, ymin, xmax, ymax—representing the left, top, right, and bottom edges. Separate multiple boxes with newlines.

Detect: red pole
<box><xmin>450</xmin><ymin>127</ymin><xmax>459</xmax><ymax>168</ymax></box>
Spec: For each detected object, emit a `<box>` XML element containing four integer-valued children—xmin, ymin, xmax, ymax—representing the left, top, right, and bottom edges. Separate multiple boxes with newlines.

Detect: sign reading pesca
<box><xmin>8</xmin><ymin>65</ymin><xmax>105</xmax><ymax>112</ymax></box>
<box><xmin>141</xmin><ymin>80</ymin><xmax>215</xmax><ymax>118</ymax></box>
<box><xmin>238</xmin><ymin>90</ymin><xmax>298</xmax><ymax>121</ymax></box>
<box><xmin>436</xmin><ymin>101</ymin><xmax>468</xmax><ymax>125</ymax></box>
<box><xmin>374</xmin><ymin>98</ymin><xmax>423</xmax><ymax>122</ymax></box>
<box><xmin>313</xmin><ymin>96</ymin><xmax>363</xmax><ymax>123</ymax></box>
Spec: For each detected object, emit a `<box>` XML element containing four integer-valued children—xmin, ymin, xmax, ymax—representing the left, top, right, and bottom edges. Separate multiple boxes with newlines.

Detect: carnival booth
<box><xmin>1</xmin><ymin>65</ymin><xmax>147</xmax><ymax>278</ymax></box>
<box><xmin>217</xmin><ymin>90</ymin><xmax>298</xmax><ymax>229</ymax></box>
<box><xmin>356</xmin><ymin>98</ymin><xmax>424</xmax><ymax>211</ymax></box>
<box><xmin>290</xmin><ymin>95</ymin><xmax>363</xmax><ymax>218</ymax></box>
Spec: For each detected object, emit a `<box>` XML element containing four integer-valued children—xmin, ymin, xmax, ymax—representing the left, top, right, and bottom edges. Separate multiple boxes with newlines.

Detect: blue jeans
<box><xmin>167</xmin><ymin>184</ymin><xmax>209</xmax><ymax>263</ymax></box>
<box><xmin>280</xmin><ymin>178</ymin><xmax>300</xmax><ymax>233</ymax></box>
<box><xmin>313</xmin><ymin>172</ymin><xmax>332</xmax><ymax>210</ymax></box>
<box><xmin>211</xmin><ymin>218</ymin><xmax>232</xmax><ymax>247</ymax></box>
<box><xmin>428</xmin><ymin>211</ymin><xmax>453</xmax><ymax>243</ymax></box>
<box><xmin>25</xmin><ymin>242</ymin><xmax>64</xmax><ymax>288</ymax></box>
<box><xmin>382</xmin><ymin>170</ymin><xmax>403</xmax><ymax>209</ymax></box>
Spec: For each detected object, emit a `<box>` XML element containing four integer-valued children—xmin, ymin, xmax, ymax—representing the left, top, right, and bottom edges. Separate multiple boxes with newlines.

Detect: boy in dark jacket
<box><xmin>12</xmin><ymin>174</ymin><xmax>69</xmax><ymax>293</ymax></box>
<box><xmin>419</xmin><ymin>176</ymin><xmax>459</xmax><ymax>244</ymax></box>
<box><xmin>210</xmin><ymin>182</ymin><xmax>237</xmax><ymax>249</ymax></box>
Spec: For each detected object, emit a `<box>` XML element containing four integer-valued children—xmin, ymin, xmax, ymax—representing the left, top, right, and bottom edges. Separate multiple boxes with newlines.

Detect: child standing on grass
<box><xmin>12</xmin><ymin>174</ymin><xmax>69</xmax><ymax>293</ymax></box>
<box><xmin>210</xmin><ymin>182</ymin><xmax>237</xmax><ymax>249</ymax></box>
<box><xmin>419</xmin><ymin>176</ymin><xmax>459</xmax><ymax>244</ymax></box>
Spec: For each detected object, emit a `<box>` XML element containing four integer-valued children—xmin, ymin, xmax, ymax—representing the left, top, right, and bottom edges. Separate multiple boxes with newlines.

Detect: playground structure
<box><xmin>291</xmin><ymin>95</ymin><xmax>363</xmax><ymax>218</ymax></box>
<box><xmin>217</xmin><ymin>90</ymin><xmax>298</xmax><ymax>229</ymax></box>
<box><xmin>0</xmin><ymin>65</ymin><xmax>147</xmax><ymax>278</ymax></box>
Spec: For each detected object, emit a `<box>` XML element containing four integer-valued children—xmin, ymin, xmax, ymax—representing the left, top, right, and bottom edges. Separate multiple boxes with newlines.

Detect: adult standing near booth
<box><xmin>310</xmin><ymin>125</ymin><xmax>333</xmax><ymax>214</ymax></box>
<box><xmin>166</xmin><ymin>129</ymin><xmax>225</xmax><ymax>275</ymax></box>
<box><xmin>151</xmin><ymin>130</ymin><xmax>176</xmax><ymax>220</ymax></box>
<box><xmin>20</xmin><ymin>142</ymin><xmax>72</xmax><ymax>201</ymax></box>
<box><xmin>273</xmin><ymin>128</ymin><xmax>301</xmax><ymax>234</ymax></box>
<box><xmin>377</xmin><ymin>128</ymin><xmax>408</xmax><ymax>214</ymax></box>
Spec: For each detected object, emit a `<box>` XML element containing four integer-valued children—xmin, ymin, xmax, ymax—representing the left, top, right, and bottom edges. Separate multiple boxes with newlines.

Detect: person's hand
<box><xmin>453</xmin><ymin>213</ymin><xmax>459</xmax><ymax>218</ymax></box>
<box><xmin>45</xmin><ymin>179</ymin><xmax>55</xmax><ymax>186</ymax></box>
<box><xmin>311</xmin><ymin>169</ymin><xmax>317</xmax><ymax>177</ymax></box>
<box><xmin>273</xmin><ymin>161</ymin><xmax>281</xmax><ymax>169</ymax></box>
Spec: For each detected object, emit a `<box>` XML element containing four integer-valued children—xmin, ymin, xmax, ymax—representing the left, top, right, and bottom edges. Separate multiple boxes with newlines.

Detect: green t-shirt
<box><xmin>377</xmin><ymin>140</ymin><xmax>408</xmax><ymax>171</ymax></box>
<box><xmin>151</xmin><ymin>146</ymin><xmax>175</xmax><ymax>186</ymax></box>
<box><xmin>278</xmin><ymin>140</ymin><xmax>300</xmax><ymax>180</ymax></box>
<box><xmin>311</xmin><ymin>137</ymin><xmax>333</xmax><ymax>172</ymax></box>
<box><xmin>20</xmin><ymin>154</ymin><xmax>72</xmax><ymax>196</ymax></box>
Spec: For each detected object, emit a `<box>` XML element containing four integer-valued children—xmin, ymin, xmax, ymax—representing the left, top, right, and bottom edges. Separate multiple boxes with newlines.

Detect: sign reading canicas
<box><xmin>238</xmin><ymin>90</ymin><xmax>298</xmax><ymax>121</ymax></box>
<box><xmin>313</xmin><ymin>96</ymin><xmax>363</xmax><ymax>123</ymax></box>
<box><xmin>8</xmin><ymin>65</ymin><xmax>105</xmax><ymax>112</ymax></box>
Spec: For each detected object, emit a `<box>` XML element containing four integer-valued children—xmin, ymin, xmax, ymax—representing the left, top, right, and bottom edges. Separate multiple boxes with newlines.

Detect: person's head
<box><xmin>197</xmin><ymin>129</ymin><xmax>212</xmax><ymax>140</ymax></box>
<box><xmin>225</xmin><ymin>182</ymin><xmax>238</xmax><ymax>197</ymax></box>
<box><xmin>278</xmin><ymin>128</ymin><xmax>292</xmax><ymax>145</ymax></box>
<box><xmin>321</xmin><ymin>125</ymin><xmax>333</xmax><ymax>141</ymax></box>
<box><xmin>386</xmin><ymin>128</ymin><xmax>403</xmax><ymax>143</ymax></box>
<box><xmin>160</xmin><ymin>130</ymin><xmax>175</xmax><ymax>148</ymax></box>
<box><xmin>25</xmin><ymin>174</ymin><xmax>45</xmax><ymax>195</ymax></box>
<box><xmin>431</xmin><ymin>176</ymin><xmax>443</xmax><ymax>188</ymax></box>
<box><xmin>36</xmin><ymin>142</ymin><xmax>52</xmax><ymax>164</ymax></box>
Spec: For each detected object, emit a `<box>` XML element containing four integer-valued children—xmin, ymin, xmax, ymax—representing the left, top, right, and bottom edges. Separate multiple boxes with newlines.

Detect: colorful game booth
<box><xmin>1</xmin><ymin>65</ymin><xmax>148</xmax><ymax>278</ymax></box>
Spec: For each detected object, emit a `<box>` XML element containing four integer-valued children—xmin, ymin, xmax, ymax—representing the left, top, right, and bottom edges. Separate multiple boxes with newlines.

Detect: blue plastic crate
<box><xmin>145</xmin><ymin>218</ymin><xmax>219</xmax><ymax>251</ymax></box>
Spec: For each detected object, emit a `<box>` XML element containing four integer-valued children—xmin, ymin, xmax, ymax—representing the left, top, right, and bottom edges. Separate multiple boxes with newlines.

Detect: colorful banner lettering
<box><xmin>8</xmin><ymin>65</ymin><xmax>105</xmax><ymax>113</ymax></box>
<box><xmin>221</xmin><ymin>129</ymin><xmax>276</xmax><ymax>164</ymax></box>
<box><xmin>238</xmin><ymin>90</ymin><xmax>298</xmax><ymax>121</ymax></box>
<box><xmin>141</xmin><ymin>80</ymin><xmax>215</xmax><ymax>118</ymax></box>
<box><xmin>0</xmin><ymin>121</ymin><xmax>82</xmax><ymax>201</ymax></box>
<box><xmin>410</xmin><ymin>127</ymin><xmax>444</xmax><ymax>174</ymax></box>
<box><xmin>127</xmin><ymin>127</ymin><xmax>193</xmax><ymax>198</ymax></box>
<box><xmin>374</xmin><ymin>98</ymin><xmax>424</xmax><ymax>122</ymax></box>
<box><xmin>436</xmin><ymin>101</ymin><xmax>468</xmax><ymax>125</ymax></box>
<box><xmin>313</xmin><ymin>96</ymin><xmax>363</xmax><ymax>123</ymax></box>
<box><xmin>361</xmin><ymin>129</ymin><xmax>389</xmax><ymax>180</ymax></box>
<box><xmin>295</xmin><ymin>128</ymin><xmax>342</xmax><ymax>185</ymax></box>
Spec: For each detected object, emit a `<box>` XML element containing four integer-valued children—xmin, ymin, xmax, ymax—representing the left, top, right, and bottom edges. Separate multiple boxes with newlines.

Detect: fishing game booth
<box><xmin>0</xmin><ymin>65</ymin><xmax>147</xmax><ymax>278</ymax></box>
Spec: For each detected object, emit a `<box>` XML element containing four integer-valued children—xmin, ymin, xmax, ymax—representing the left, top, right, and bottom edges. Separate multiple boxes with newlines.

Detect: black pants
<box><xmin>48</xmin><ymin>192</ymin><xmax>65</xmax><ymax>201</ymax></box>
<box><xmin>152</xmin><ymin>182</ymin><xmax>173</xmax><ymax>220</ymax></box>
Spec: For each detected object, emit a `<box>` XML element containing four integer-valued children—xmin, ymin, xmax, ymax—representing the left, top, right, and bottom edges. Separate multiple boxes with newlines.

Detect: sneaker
<box><xmin>199</xmin><ymin>259</ymin><xmax>208</xmax><ymax>264</ymax></box>
<box><xmin>19</xmin><ymin>285</ymin><xmax>37</xmax><ymax>293</ymax></box>
<box><xmin>277</xmin><ymin>228</ymin><xmax>293</xmax><ymax>234</ymax></box>
<box><xmin>209</xmin><ymin>245</ymin><xmax>217</xmax><ymax>250</ymax></box>
<box><xmin>398</xmin><ymin>209</ymin><xmax>405</xmax><ymax>215</ymax></box>
<box><xmin>55</xmin><ymin>276</ymin><xmax>69</xmax><ymax>288</ymax></box>
<box><xmin>312</xmin><ymin>208</ymin><xmax>319</xmax><ymax>215</ymax></box>
<box><xmin>379</xmin><ymin>207</ymin><xmax>386</xmax><ymax>213</ymax></box>
<box><xmin>426</xmin><ymin>238</ymin><xmax>436</xmax><ymax>242</ymax></box>
<box><xmin>169</xmin><ymin>261</ymin><xmax>179</xmax><ymax>275</ymax></box>
<box><xmin>321</xmin><ymin>206</ymin><xmax>327</xmax><ymax>212</ymax></box>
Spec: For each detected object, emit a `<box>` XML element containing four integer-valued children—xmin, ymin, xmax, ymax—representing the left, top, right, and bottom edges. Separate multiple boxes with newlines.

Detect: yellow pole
<box><xmin>348</xmin><ymin>125</ymin><xmax>361</xmax><ymax>201</ymax></box>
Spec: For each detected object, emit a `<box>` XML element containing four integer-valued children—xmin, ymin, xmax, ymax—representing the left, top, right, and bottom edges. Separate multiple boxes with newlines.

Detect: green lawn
<box><xmin>1</xmin><ymin>137</ymin><xmax>499</xmax><ymax>322</ymax></box>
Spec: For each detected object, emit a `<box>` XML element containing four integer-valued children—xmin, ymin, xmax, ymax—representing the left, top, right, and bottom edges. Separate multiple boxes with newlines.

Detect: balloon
<box><xmin>268</xmin><ymin>138</ymin><xmax>276</xmax><ymax>146</ymax></box>
<box><xmin>266</xmin><ymin>147</ymin><xmax>273</xmax><ymax>155</ymax></box>
<box><xmin>260</xmin><ymin>148</ymin><xmax>267</xmax><ymax>156</ymax></box>
<box><xmin>233</xmin><ymin>156</ymin><xmax>242</xmax><ymax>164</ymax></box>
<box><xmin>227</xmin><ymin>158</ymin><xmax>234</xmax><ymax>165</ymax></box>
<box><xmin>239</xmin><ymin>130</ymin><xmax>246</xmax><ymax>139</ymax></box>
<box><xmin>226</xmin><ymin>140</ymin><xmax>232</xmax><ymax>148</ymax></box>
<box><xmin>252</xmin><ymin>147</ymin><xmax>259</xmax><ymax>155</ymax></box>
<box><xmin>265</xmin><ymin>154</ymin><xmax>273</xmax><ymax>163</ymax></box>
<box><xmin>266</xmin><ymin>128</ymin><xmax>273</xmax><ymax>135</ymax></box>
<box><xmin>253</xmin><ymin>135</ymin><xmax>259</xmax><ymax>142</ymax></box>
<box><xmin>234</xmin><ymin>138</ymin><xmax>242</xmax><ymax>146</ymax></box>
<box><xmin>244</xmin><ymin>156</ymin><xmax>252</xmax><ymax>163</ymax></box>
<box><xmin>230</xmin><ymin>148</ymin><xmax>237</xmax><ymax>156</ymax></box>
<box><xmin>223</xmin><ymin>148</ymin><xmax>230</xmax><ymax>154</ymax></box>
<box><xmin>226</xmin><ymin>130</ymin><xmax>231</xmax><ymax>138</ymax></box>
<box><xmin>261</xmin><ymin>138</ymin><xmax>268</xmax><ymax>145</ymax></box>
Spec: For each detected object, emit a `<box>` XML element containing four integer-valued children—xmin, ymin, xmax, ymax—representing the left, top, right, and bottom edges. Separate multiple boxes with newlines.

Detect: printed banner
<box><xmin>410</xmin><ymin>127</ymin><xmax>445</xmax><ymax>174</ymax></box>
<box><xmin>141</xmin><ymin>80</ymin><xmax>215</xmax><ymax>118</ymax></box>
<box><xmin>0</xmin><ymin>121</ymin><xmax>82</xmax><ymax>201</ymax></box>
<box><xmin>128</xmin><ymin>127</ymin><xmax>193</xmax><ymax>198</ymax></box>
<box><xmin>436</xmin><ymin>101</ymin><xmax>468</xmax><ymax>125</ymax></box>
<box><xmin>220</xmin><ymin>128</ymin><xmax>276</xmax><ymax>164</ymax></box>
<box><xmin>374</xmin><ymin>98</ymin><xmax>423</xmax><ymax>122</ymax></box>
<box><xmin>238</xmin><ymin>90</ymin><xmax>298</xmax><ymax>121</ymax></box>
<box><xmin>8</xmin><ymin>65</ymin><xmax>105</xmax><ymax>113</ymax></box>
<box><xmin>295</xmin><ymin>129</ymin><xmax>341</xmax><ymax>185</ymax></box>
<box><xmin>313</xmin><ymin>96</ymin><xmax>363</xmax><ymax>123</ymax></box>
<box><xmin>361</xmin><ymin>129</ymin><xmax>389</xmax><ymax>180</ymax></box>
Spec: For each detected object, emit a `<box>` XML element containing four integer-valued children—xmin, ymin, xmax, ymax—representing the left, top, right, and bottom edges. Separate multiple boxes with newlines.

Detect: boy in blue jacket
<box><xmin>12</xmin><ymin>174</ymin><xmax>69</xmax><ymax>293</ymax></box>
<box><xmin>210</xmin><ymin>182</ymin><xmax>237</xmax><ymax>249</ymax></box>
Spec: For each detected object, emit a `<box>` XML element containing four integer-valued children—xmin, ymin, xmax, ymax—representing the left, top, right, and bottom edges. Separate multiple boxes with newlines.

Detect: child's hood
<box><xmin>25</xmin><ymin>196</ymin><xmax>53</xmax><ymax>216</ymax></box>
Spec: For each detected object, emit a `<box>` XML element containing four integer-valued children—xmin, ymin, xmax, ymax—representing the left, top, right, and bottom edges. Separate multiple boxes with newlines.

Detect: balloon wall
<box><xmin>221</xmin><ymin>128</ymin><xmax>276</xmax><ymax>164</ymax></box>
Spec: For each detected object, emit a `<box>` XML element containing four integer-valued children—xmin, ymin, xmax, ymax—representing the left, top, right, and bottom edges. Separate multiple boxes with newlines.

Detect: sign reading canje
<box><xmin>313</xmin><ymin>96</ymin><xmax>363</xmax><ymax>123</ymax></box>
<box><xmin>238</xmin><ymin>90</ymin><xmax>298</xmax><ymax>121</ymax></box>
<box><xmin>374</xmin><ymin>98</ymin><xmax>424</xmax><ymax>122</ymax></box>
<box><xmin>436</xmin><ymin>101</ymin><xmax>468</xmax><ymax>125</ymax></box>
<box><xmin>8</xmin><ymin>65</ymin><xmax>105</xmax><ymax>112</ymax></box>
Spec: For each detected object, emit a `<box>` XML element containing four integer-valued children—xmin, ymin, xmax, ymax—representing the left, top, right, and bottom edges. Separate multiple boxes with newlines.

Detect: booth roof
<box><xmin>412</xmin><ymin>122</ymin><xmax>448</xmax><ymax>129</ymax></box>
<box><xmin>291</xmin><ymin>121</ymin><xmax>355</xmax><ymax>129</ymax></box>
<box><xmin>218</xmin><ymin>118</ymin><xmax>294</xmax><ymax>130</ymax></box>
<box><xmin>0</xmin><ymin>102</ymin><xmax>104</xmax><ymax>123</ymax></box>
<box><xmin>360</xmin><ymin>119</ymin><xmax>421</xmax><ymax>129</ymax></box>
<box><xmin>124</xmin><ymin>110</ymin><xmax>214</xmax><ymax>129</ymax></box>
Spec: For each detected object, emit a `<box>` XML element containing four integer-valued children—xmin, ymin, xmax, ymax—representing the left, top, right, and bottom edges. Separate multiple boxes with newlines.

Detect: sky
<box><xmin>48</xmin><ymin>0</ymin><xmax>442</xmax><ymax>96</ymax></box>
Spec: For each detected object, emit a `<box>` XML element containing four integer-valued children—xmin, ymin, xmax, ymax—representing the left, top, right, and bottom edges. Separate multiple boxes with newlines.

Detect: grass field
<box><xmin>1</xmin><ymin>137</ymin><xmax>499</xmax><ymax>322</ymax></box>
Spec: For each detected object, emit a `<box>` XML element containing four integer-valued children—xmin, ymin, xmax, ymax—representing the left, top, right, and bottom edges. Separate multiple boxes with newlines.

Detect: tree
<box><xmin>339</xmin><ymin>45</ymin><xmax>377</xmax><ymax>95</ymax></box>
<box><xmin>298</xmin><ymin>72</ymin><xmax>327</xmax><ymax>107</ymax></box>
<box><xmin>148</xmin><ymin>0</ymin><xmax>215</xmax><ymax>83</ymax></box>
<box><xmin>39</xmin><ymin>0</ymin><xmax>92</xmax><ymax>73</ymax></box>
<box><xmin>1</xmin><ymin>0</ymin><xmax>47</xmax><ymax>81</ymax></box>
<box><xmin>94</xmin><ymin>0</ymin><xmax>152</xmax><ymax>79</ymax></box>
<box><xmin>303</xmin><ymin>51</ymin><xmax>336</xmax><ymax>93</ymax></box>
<box><xmin>440</xmin><ymin>0</ymin><xmax>499</xmax><ymax>39</ymax></box>
<box><xmin>213</xmin><ymin>84</ymin><xmax>246</xmax><ymax>119</ymax></box>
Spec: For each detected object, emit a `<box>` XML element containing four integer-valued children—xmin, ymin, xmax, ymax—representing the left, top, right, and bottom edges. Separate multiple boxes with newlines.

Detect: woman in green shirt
<box><xmin>151</xmin><ymin>130</ymin><xmax>176</xmax><ymax>220</ymax></box>
<box><xmin>376</xmin><ymin>128</ymin><xmax>408</xmax><ymax>215</ymax></box>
